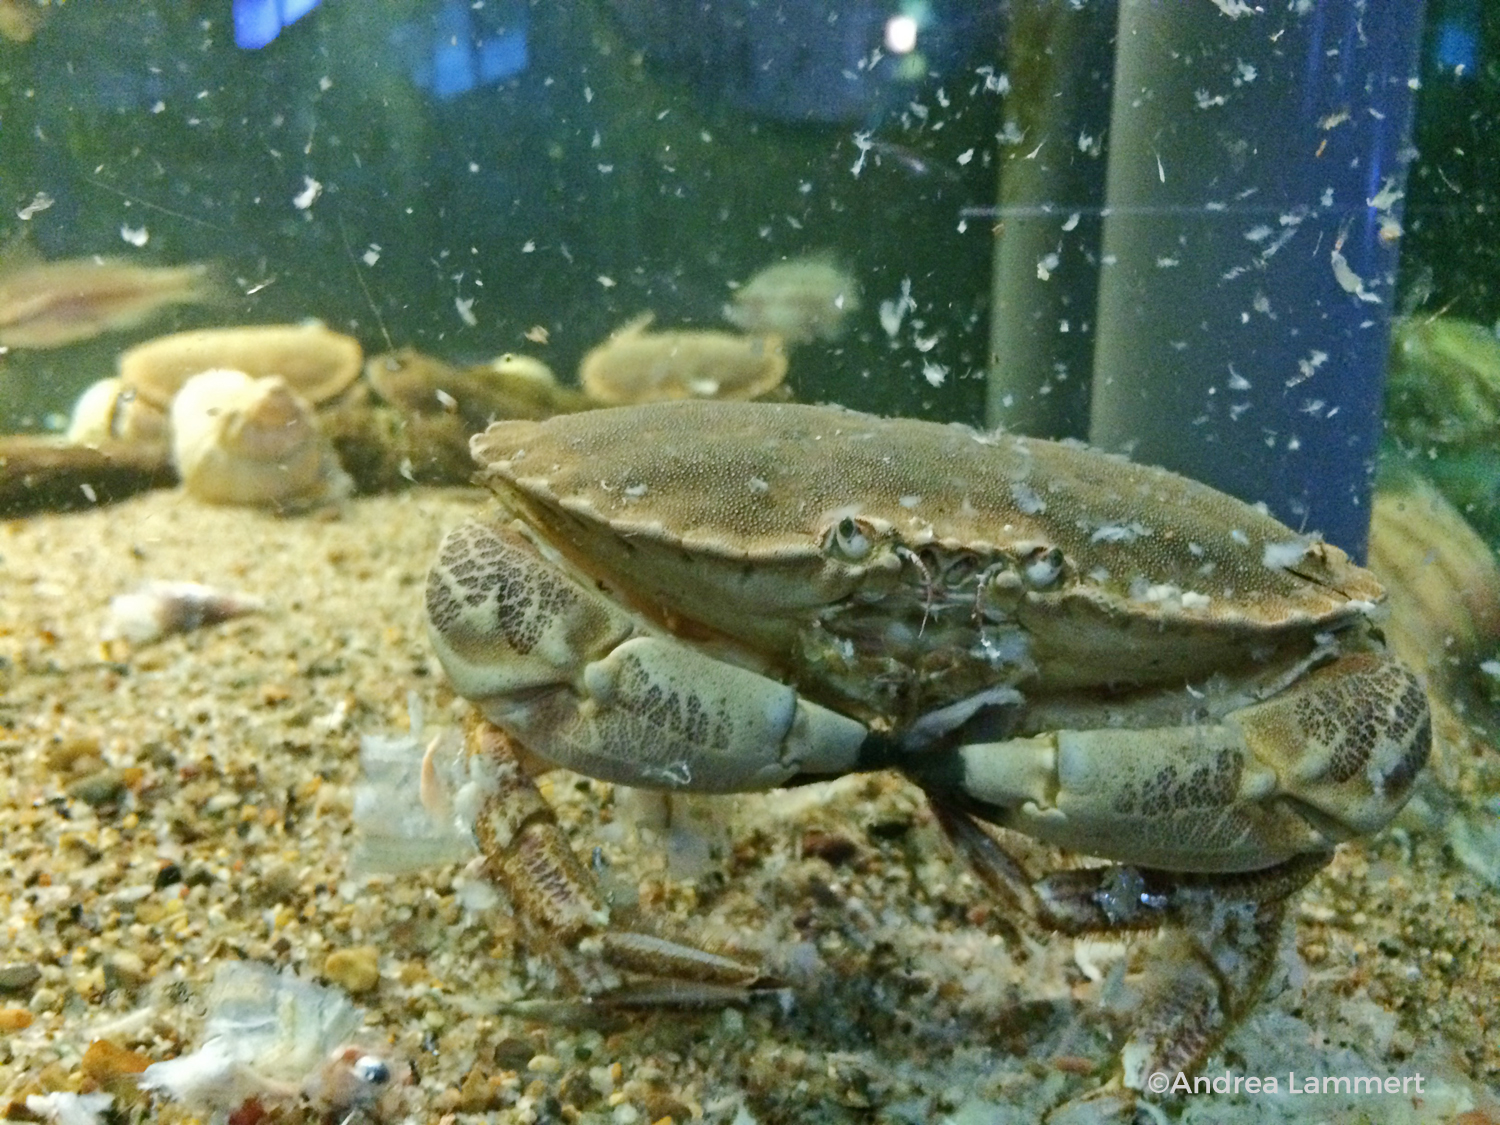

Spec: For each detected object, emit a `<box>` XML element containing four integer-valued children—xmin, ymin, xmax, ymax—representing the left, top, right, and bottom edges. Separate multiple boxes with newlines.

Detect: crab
<box><xmin>423</xmin><ymin>400</ymin><xmax>1430</xmax><ymax>1105</ymax></box>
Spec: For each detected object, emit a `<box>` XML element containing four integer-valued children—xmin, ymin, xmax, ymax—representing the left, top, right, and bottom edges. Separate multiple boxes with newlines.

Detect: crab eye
<box><xmin>353</xmin><ymin>1056</ymin><xmax>392</xmax><ymax>1085</ymax></box>
<box><xmin>1021</xmin><ymin>545</ymin><xmax>1066</xmax><ymax>590</ymax></box>
<box><xmin>827</xmin><ymin>516</ymin><xmax>873</xmax><ymax>561</ymax></box>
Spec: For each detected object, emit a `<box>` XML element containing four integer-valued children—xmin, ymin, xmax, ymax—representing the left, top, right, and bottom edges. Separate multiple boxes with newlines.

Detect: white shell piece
<box><xmin>170</xmin><ymin>368</ymin><xmax>351</xmax><ymax>509</ymax></box>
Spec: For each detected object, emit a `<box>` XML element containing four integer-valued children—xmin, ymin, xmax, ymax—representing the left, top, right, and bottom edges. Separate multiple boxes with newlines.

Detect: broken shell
<box><xmin>170</xmin><ymin>368</ymin><xmax>351</xmax><ymax>509</ymax></box>
<box><xmin>104</xmin><ymin>580</ymin><xmax>266</xmax><ymax>644</ymax></box>
<box><xmin>120</xmin><ymin>321</ymin><xmax>362</xmax><ymax>410</ymax></box>
<box><xmin>66</xmin><ymin>376</ymin><xmax>169</xmax><ymax>446</ymax></box>
<box><xmin>580</xmin><ymin>312</ymin><xmax>787</xmax><ymax>405</ymax></box>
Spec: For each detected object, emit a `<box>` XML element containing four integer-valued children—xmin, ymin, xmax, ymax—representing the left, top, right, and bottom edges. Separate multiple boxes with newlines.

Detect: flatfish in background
<box><xmin>725</xmin><ymin>254</ymin><xmax>860</xmax><ymax>345</ymax></box>
<box><xmin>0</xmin><ymin>251</ymin><xmax>219</xmax><ymax>348</ymax></box>
<box><xmin>0</xmin><ymin>0</ymin><xmax>45</xmax><ymax>42</ymax></box>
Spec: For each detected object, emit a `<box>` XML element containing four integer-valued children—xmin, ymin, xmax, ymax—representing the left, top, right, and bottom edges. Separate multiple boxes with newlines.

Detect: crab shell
<box><xmin>468</xmin><ymin>400</ymin><xmax>1384</xmax><ymax>729</ymax></box>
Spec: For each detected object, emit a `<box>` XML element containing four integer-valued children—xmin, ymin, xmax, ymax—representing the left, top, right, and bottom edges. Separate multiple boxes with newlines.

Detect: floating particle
<box><xmin>293</xmin><ymin>176</ymin><xmax>322</xmax><ymax>210</ymax></box>
<box><xmin>17</xmin><ymin>191</ymin><xmax>54</xmax><ymax>219</ymax></box>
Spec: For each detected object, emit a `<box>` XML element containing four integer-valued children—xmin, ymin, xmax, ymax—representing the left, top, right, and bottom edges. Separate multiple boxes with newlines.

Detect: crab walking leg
<box><xmin>466</xmin><ymin>716</ymin><xmax>761</xmax><ymax>988</ymax></box>
<box><xmin>936</xmin><ymin>802</ymin><xmax>1327</xmax><ymax>1100</ymax></box>
<box><xmin>915</xmin><ymin>650</ymin><xmax>1430</xmax><ymax>873</ymax></box>
<box><xmin>428</xmin><ymin>519</ymin><xmax>870</xmax><ymax>792</ymax></box>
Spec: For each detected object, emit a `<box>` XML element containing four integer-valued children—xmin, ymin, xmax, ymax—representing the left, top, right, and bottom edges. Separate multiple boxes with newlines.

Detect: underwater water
<box><xmin>1</xmin><ymin>2</ymin><xmax>1499</xmax><ymax>1123</ymax></box>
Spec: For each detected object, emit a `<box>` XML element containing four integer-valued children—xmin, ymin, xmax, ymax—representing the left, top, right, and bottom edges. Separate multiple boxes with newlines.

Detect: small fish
<box><xmin>865</xmin><ymin>140</ymin><xmax>965</xmax><ymax>184</ymax></box>
<box><xmin>0</xmin><ymin>250</ymin><xmax>219</xmax><ymax>348</ymax></box>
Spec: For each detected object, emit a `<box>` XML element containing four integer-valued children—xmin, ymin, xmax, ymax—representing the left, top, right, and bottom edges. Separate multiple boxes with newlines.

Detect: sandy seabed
<box><xmin>1</xmin><ymin>486</ymin><xmax>1499</xmax><ymax>1124</ymax></box>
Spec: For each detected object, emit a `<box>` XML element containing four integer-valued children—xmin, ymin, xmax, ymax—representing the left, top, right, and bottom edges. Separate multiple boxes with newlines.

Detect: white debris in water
<box><xmin>1263</xmin><ymin>538</ymin><xmax>1314</xmax><ymax>569</ymax></box>
<box><xmin>1480</xmin><ymin>659</ymin><xmax>1500</xmax><ymax>679</ymax></box>
<box><xmin>1036</xmin><ymin>251</ymin><xmax>1059</xmax><ymax>280</ymax></box>
<box><xmin>747</xmin><ymin>476</ymin><xmax>770</xmax><ymax>494</ymax></box>
<box><xmin>624</xmin><ymin>483</ymin><xmax>649</xmax><ymax>499</ymax></box>
<box><xmin>292</xmin><ymin>175</ymin><xmax>322</xmax><ymax>210</ymax></box>
<box><xmin>119</xmin><ymin>224</ymin><xmax>149</xmax><ymax>247</ymax></box>
<box><xmin>1331</xmin><ymin>247</ymin><xmax>1381</xmax><ymax>303</ymax></box>
<box><xmin>17</xmin><ymin>191</ymin><xmax>54</xmax><ymax>219</ymax></box>
<box><xmin>879</xmin><ymin>278</ymin><xmax>915</xmax><ymax>337</ymax></box>
<box><xmin>922</xmin><ymin>360</ymin><xmax>948</xmax><ymax>387</ymax></box>
<box><xmin>850</xmin><ymin>130</ymin><xmax>874</xmax><ymax>177</ymax></box>
<box><xmin>1230</xmin><ymin>528</ymin><xmax>1251</xmax><ymax>546</ymax></box>
<box><xmin>362</xmin><ymin>244</ymin><xmax>381</xmax><ymax>266</ymax></box>
<box><xmin>1180</xmin><ymin>591</ymin><xmax>1212</xmax><ymax>610</ymax></box>
<box><xmin>351</xmin><ymin>694</ymin><xmax>475</xmax><ymax>876</ymax></box>
<box><xmin>454</xmin><ymin>296</ymin><xmax>477</xmax><ymax>326</ymax></box>
<box><xmin>1368</xmin><ymin>177</ymin><xmax>1404</xmax><ymax>211</ymax></box>
<box><xmin>898</xmin><ymin>494</ymin><xmax>922</xmax><ymax>509</ymax></box>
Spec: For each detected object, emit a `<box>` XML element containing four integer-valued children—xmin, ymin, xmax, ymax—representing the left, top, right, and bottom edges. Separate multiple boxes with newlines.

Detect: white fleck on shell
<box><xmin>170</xmin><ymin>368</ymin><xmax>351</xmax><ymax>509</ymax></box>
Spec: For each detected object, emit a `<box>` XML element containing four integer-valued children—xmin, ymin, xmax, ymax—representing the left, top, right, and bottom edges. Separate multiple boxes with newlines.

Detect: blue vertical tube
<box><xmin>1088</xmin><ymin>0</ymin><xmax>1425</xmax><ymax>561</ymax></box>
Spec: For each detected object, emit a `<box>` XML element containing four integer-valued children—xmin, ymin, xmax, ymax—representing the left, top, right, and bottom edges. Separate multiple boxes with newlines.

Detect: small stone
<box><xmin>323</xmin><ymin>946</ymin><xmax>380</xmax><ymax>993</ymax></box>
<box><xmin>527</xmin><ymin>1053</ymin><xmax>562</xmax><ymax>1074</ymax></box>
<box><xmin>104</xmin><ymin>951</ymin><xmax>149</xmax><ymax>991</ymax></box>
<box><xmin>81</xmin><ymin>1039</ymin><xmax>152</xmax><ymax>1080</ymax></box>
<box><xmin>0</xmin><ymin>1008</ymin><xmax>33</xmax><ymax>1031</ymax></box>
<box><xmin>492</xmin><ymin>1036</ymin><xmax>536</xmax><ymax>1070</ymax></box>
<box><xmin>458</xmin><ymin>1065</ymin><xmax>496</xmax><ymax>1113</ymax></box>
<box><xmin>67</xmin><ymin>768</ymin><xmax>126</xmax><ymax>806</ymax></box>
<box><xmin>0</xmin><ymin>965</ymin><xmax>41</xmax><ymax>994</ymax></box>
<box><xmin>258</xmin><ymin>862</ymin><xmax>300</xmax><ymax>901</ymax></box>
<box><xmin>560</xmin><ymin>1069</ymin><xmax>599</xmax><ymax>1109</ymax></box>
<box><xmin>45</xmin><ymin>737</ymin><xmax>102</xmax><ymax>773</ymax></box>
<box><xmin>801</xmin><ymin>829</ymin><xmax>860</xmax><ymax>866</ymax></box>
<box><xmin>27</xmin><ymin>987</ymin><xmax>60</xmax><ymax>1013</ymax></box>
<box><xmin>642</xmin><ymin>1093</ymin><xmax>692</xmax><ymax>1123</ymax></box>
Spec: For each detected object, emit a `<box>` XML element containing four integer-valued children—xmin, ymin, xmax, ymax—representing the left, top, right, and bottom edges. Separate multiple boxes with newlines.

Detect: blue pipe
<box><xmin>1088</xmin><ymin>0</ymin><xmax>1426</xmax><ymax>561</ymax></box>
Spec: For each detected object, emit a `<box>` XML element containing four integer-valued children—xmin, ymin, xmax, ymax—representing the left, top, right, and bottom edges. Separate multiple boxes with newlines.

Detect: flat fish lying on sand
<box><xmin>0</xmin><ymin>254</ymin><xmax>219</xmax><ymax>348</ymax></box>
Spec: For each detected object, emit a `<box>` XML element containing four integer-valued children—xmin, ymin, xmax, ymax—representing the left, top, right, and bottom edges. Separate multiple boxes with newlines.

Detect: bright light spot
<box><xmin>885</xmin><ymin>14</ymin><xmax>918</xmax><ymax>54</ymax></box>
